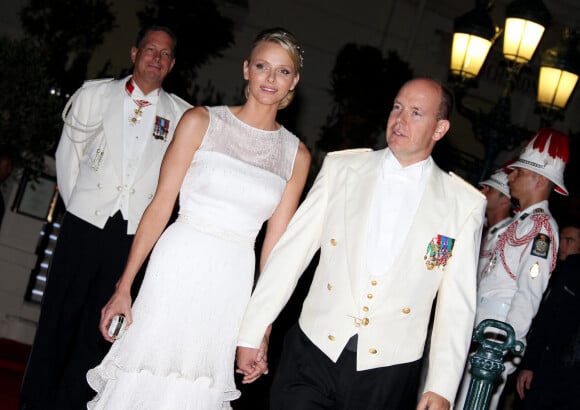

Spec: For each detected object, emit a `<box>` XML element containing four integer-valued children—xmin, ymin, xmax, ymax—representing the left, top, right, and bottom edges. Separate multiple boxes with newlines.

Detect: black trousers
<box><xmin>20</xmin><ymin>211</ymin><xmax>141</xmax><ymax>410</ymax></box>
<box><xmin>270</xmin><ymin>324</ymin><xmax>422</xmax><ymax>410</ymax></box>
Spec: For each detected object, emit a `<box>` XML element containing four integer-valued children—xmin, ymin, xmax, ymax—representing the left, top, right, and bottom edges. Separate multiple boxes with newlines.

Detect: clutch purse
<box><xmin>107</xmin><ymin>314</ymin><xmax>127</xmax><ymax>340</ymax></box>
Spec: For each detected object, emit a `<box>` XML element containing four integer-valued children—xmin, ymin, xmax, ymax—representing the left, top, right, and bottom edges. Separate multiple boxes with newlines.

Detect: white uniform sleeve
<box><xmin>506</xmin><ymin>224</ymin><xmax>556</xmax><ymax>340</ymax></box>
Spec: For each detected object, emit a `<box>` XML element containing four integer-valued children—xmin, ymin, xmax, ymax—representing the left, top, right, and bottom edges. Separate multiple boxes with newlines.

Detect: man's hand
<box><xmin>236</xmin><ymin>346</ymin><xmax>268</xmax><ymax>384</ymax></box>
<box><xmin>417</xmin><ymin>391</ymin><xmax>450</xmax><ymax>410</ymax></box>
<box><xmin>516</xmin><ymin>369</ymin><xmax>534</xmax><ymax>399</ymax></box>
<box><xmin>256</xmin><ymin>325</ymin><xmax>271</xmax><ymax>366</ymax></box>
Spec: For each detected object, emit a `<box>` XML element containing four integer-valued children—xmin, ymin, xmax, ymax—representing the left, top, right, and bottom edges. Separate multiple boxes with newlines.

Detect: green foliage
<box><xmin>20</xmin><ymin>0</ymin><xmax>116</xmax><ymax>97</ymax></box>
<box><xmin>136</xmin><ymin>0</ymin><xmax>235</xmax><ymax>104</ymax></box>
<box><xmin>0</xmin><ymin>36</ymin><xmax>63</xmax><ymax>175</ymax></box>
<box><xmin>3</xmin><ymin>0</ymin><xmax>116</xmax><ymax>175</ymax></box>
<box><xmin>6</xmin><ymin>0</ymin><xmax>234</xmax><ymax>174</ymax></box>
<box><xmin>317</xmin><ymin>45</ymin><xmax>413</xmax><ymax>152</ymax></box>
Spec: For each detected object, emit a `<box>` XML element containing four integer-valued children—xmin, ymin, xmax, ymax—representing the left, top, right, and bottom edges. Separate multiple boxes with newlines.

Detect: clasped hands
<box><xmin>235</xmin><ymin>327</ymin><xmax>271</xmax><ymax>384</ymax></box>
<box><xmin>237</xmin><ymin>327</ymin><xmax>450</xmax><ymax>410</ymax></box>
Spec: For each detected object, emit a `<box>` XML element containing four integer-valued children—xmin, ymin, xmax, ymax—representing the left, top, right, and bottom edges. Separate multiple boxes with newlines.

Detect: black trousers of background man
<box><xmin>270</xmin><ymin>324</ymin><xmax>422</xmax><ymax>410</ymax></box>
<box><xmin>19</xmin><ymin>211</ymin><xmax>143</xmax><ymax>410</ymax></box>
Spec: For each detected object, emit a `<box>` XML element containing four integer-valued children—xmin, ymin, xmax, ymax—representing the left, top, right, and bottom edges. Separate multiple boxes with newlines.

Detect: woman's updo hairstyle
<box><xmin>246</xmin><ymin>27</ymin><xmax>304</xmax><ymax>110</ymax></box>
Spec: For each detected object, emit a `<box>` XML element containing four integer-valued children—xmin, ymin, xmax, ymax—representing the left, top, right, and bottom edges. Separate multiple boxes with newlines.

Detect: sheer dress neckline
<box><xmin>223</xmin><ymin>106</ymin><xmax>282</xmax><ymax>134</ymax></box>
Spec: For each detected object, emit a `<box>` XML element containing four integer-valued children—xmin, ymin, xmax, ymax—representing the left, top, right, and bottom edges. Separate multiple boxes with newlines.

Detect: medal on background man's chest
<box><xmin>125</xmin><ymin>79</ymin><xmax>152</xmax><ymax>125</ymax></box>
<box><xmin>129</xmin><ymin>99</ymin><xmax>152</xmax><ymax>125</ymax></box>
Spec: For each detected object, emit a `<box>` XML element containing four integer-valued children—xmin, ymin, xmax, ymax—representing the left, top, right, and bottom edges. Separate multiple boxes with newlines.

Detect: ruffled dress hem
<box><xmin>87</xmin><ymin>360</ymin><xmax>240</xmax><ymax>410</ymax></box>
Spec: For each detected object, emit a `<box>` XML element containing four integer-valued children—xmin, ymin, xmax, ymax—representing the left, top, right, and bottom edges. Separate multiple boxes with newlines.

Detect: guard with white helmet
<box><xmin>480</xmin><ymin>167</ymin><xmax>512</xmax><ymax>198</ymax></box>
<box><xmin>457</xmin><ymin>128</ymin><xmax>570</xmax><ymax>409</ymax></box>
<box><xmin>477</xmin><ymin>167</ymin><xmax>514</xmax><ymax>281</ymax></box>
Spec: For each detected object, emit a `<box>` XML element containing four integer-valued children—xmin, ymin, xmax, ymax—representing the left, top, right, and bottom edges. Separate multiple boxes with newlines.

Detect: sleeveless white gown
<box><xmin>87</xmin><ymin>106</ymin><xmax>299</xmax><ymax>409</ymax></box>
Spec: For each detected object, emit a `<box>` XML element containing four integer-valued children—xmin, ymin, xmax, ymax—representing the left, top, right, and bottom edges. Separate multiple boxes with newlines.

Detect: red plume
<box><xmin>531</xmin><ymin>128</ymin><xmax>570</xmax><ymax>163</ymax></box>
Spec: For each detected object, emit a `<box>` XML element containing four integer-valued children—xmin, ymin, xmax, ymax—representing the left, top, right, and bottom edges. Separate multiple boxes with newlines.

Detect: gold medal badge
<box><xmin>424</xmin><ymin>234</ymin><xmax>455</xmax><ymax>270</ymax></box>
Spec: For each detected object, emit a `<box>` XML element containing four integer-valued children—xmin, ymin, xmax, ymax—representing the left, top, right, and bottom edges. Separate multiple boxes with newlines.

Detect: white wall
<box><xmin>0</xmin><ymin>171</ymin><xmax>44</xmax><ymax>344</ymax></box>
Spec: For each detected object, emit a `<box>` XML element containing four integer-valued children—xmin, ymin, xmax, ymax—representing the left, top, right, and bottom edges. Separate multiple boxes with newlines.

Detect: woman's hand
<box><xmin>98</xmin><ymin>289</ymin><xmax>133</xmax><ymax>342</ymax></box>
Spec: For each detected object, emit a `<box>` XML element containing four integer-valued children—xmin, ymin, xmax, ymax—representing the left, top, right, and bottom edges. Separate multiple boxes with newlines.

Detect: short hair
<box><xmin>562</xmin><ymin>221</ymin><xmax>580</xmax><ymax>233</ymax></box>
<box><xmin>402</xmin><ymin>78</ymin><xmax>454</xmax><ymax>120</ymax></box>
<box><xmin>249</xmin><ymin>27</ymin><xmax>304</xmax><ymax>73</ymax></box>
<box><xmin>437</xmin><ymin>82</ymin><xmax>454</xmax><ymax>121</ymax></box>
<box><xmin>135</xmin><ymin>25</ymin><xmax>177</xmax><ymax>56</ymax></box>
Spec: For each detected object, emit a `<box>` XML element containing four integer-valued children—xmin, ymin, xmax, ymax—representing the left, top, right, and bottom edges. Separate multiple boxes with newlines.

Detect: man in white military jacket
<box><xmin>20</xmin><ymin>25</ymin><xmax>191</xmax><ymax>410</ymax></box>
<box><xmin>237</xmin><ymin>78</ymin><xmax>486</xmax><ymax>410</ymax></box>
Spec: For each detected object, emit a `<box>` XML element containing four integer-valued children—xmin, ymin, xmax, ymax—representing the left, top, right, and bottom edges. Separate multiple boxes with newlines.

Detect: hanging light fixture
<box><xmin>537</xmin><ymin>28</ymin><xmax>580</xmax><ymax>112</ymax></box>
<box><xmin>447</xmin><ymin>0</ymin><xmax>561</xmax><ymax>182</ymax></box>
<box><xmin>502</xmin><ymin>0</ymin><xmax>551</xmax><ymax>64</ymax></box>
<box><xmin>450</xmin><ymin>0</ymin><xmax>499</xmax><ymax>80</ymax></box>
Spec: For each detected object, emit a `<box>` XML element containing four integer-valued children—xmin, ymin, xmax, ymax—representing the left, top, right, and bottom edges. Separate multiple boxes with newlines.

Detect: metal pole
<box><xmin>463</xmin><ymin>319</ymin><xmax>524</xmax><ymax>410</ymax></box>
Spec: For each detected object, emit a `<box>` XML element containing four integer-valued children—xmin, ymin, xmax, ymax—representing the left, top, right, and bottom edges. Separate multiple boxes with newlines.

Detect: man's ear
<box><xmin>499</xmin><ymin>194</ymin><xmax>512</xmax><ymax>207</ymax></box>
<box><xmin>537</xmin><ymin>174</ymin><xmax>554</xmax><ymax>194</ymax></box>
<box><xmin>433</xmin><ymin>119</ymin><xmax>450</xmax><ymax>141</ymax></box>
<box><xmin>130</xmin><ymin>47</ymin><xmax>138</xmax><ymax>64</ymax></box>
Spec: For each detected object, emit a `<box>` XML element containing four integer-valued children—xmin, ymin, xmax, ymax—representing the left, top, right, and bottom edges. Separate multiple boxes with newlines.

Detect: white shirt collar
<box><xmin>382</xmin><ymin>148</ymin><xmax>432</xmax><ymax>181</ymax></box>
<box><xmin>128</xmin><ymin>78</ymin><xmax>160</xmax><ymax>102</ymax></box>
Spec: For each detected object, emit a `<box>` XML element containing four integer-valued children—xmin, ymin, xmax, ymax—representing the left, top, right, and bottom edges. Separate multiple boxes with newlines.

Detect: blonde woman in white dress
<box><xmin>86</xmin><ymin>27</ymin><xmax>310</xmax><ymax>409</ymax></box>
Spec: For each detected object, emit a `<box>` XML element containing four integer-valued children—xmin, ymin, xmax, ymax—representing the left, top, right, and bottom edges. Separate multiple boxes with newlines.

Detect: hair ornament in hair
<box><xmin>280</xmin><ymin>30</ymin><xmax>304</xmax><ymax>67</ymax></box>
<box><xmin>295</xmin><ymin>44</ymin><xmax>304</xmax><ymax>67</ymax></box>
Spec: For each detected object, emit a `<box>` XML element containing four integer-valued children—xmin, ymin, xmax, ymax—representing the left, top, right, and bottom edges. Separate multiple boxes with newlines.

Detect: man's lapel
<box><xmin>344</xmin><ymin>150</ymin><xmax>383</xmax><ymax>298</ymax></box>
<box><xmin>102</xmin><ymin>79</ymin><xmax>125</xmax><ymax>178</ymax></box>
